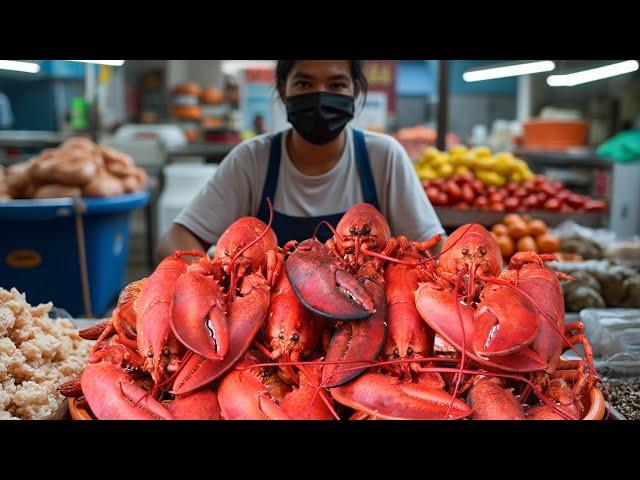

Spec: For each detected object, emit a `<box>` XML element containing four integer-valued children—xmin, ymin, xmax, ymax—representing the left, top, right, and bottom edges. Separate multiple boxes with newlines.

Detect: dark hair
<box><xmin>275</xmin><ymin>60</ymin><xmax>368</xmax><ymax>105</ymax></box>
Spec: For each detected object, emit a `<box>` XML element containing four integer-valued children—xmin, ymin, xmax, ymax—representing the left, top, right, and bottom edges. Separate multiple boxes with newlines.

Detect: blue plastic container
<box><xmin>0</xmin><ymin>190</ymin><xmax>150</xmax><ymax>317</ymax></box>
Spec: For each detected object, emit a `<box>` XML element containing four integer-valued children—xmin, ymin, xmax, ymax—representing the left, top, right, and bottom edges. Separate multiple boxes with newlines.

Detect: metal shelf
<box><xmin>513</xmin><ymin>149</ymin><xmax>613</xmax><ymax>170</ymax></box>
<box><xmin>435</xmin><ymin>207</ymin><xmax>607</xmax><ymax>229</ymax></box>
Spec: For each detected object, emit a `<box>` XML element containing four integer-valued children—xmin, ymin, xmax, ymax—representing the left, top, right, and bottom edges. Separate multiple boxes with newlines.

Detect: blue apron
<box><xmin>256</xmin><ymin>129</ymin><xmax>381</xmax><ymax>246</ymax></box>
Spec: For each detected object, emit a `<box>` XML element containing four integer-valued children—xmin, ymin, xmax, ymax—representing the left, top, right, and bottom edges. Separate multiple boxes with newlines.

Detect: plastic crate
<box><xmin>0</xmin><ymin>190</ymin><xmax>150</xmax><ymax>317</ymax></box>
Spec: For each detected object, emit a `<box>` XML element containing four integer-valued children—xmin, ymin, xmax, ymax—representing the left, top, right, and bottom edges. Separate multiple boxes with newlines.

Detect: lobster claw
<box><xmin>81</xmin><ymin>361</ymin><xmax>172</xmax><ymax>420</ymax></box>
<box><xmin>285</xmin><ymin>239</ymin><xmax>375</xmax><ymax>321</ymax></box>
<box><xmin>322</xmin><ymin>264</ymin><xmax>387</xmax><ymax>388</ymax></box>
<box><xmin>171</xmin><ymin>273</ymin><xmax>270</xmax><ymax>396</ymax></box>
<box><xmin>331</xmin><ymin>372</ymin><xmax>472</xmax><ymax>420</ymax></box>
<box><xmin>473</xmin><ymin>283</ymin><xmax>540</xmax><ymax>358</ymax></box>
<box><xmin>170</xmin><ymin>270</ymin><xmax>229</xmax><ymax>360</ymax></box>
<box><xmin>415</xmin><ymin>282</ymin><xmax>547</xmax><ymax>372</ymax></box>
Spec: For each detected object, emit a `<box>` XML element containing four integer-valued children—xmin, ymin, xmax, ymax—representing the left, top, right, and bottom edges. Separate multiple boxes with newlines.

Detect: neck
<box><xmin>286</xmin><ymin>129</ymin><xmax>347</xmax><ymax>176</ymax></box>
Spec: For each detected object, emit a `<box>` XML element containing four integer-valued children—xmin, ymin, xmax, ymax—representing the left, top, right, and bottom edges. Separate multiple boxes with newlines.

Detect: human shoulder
<box><xmin>361</xmin><ymin>129</ymin><xmax>409</xmax><ymax>162</ymax></box>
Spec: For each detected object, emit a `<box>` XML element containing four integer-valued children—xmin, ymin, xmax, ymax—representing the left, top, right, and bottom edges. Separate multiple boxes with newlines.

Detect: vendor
<box><xmin>157</xmin><ymin>60</ymin><xmax>446</xmax><ymax>259</ymax></box>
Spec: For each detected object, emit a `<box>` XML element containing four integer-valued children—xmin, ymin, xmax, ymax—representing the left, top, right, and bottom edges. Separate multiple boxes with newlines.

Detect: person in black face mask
<box><xmin>158</xmin><ymin>60</ymin><xmax>445</xmax><ymax>259</ymax></box>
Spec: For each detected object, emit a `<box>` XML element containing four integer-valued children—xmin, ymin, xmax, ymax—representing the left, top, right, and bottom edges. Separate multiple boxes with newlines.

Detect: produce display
<box><xmin>607</xmin><ymin>378</ymin><xmax>640</xmax><ymax>420</ymax></box>
<box><xmin>0</xmin><ymin>288</ymin><xmax>91</xmax><ymax>420</ymax></box>
<box><xmin>58</xmin><ymin>204</ymin><xmax>604</xmax><ymax>420</ymax></box>
<box><xmin>0</xmin><ymin>137</ymin><xmax>148</xmax><ymax>200</ymax></box>
<box><xmin>415</xmin><ymin>146</ymin><xmax>535</xmax><ymax>185</ymax></box>
<box><xmin>490</xmin><ymin>214</ymin><xmax>560</xmax><ymax>260</ymax></box>
<box><xmin>553</xmin><ymin>260</ymin><xmax>640</xmax><ymax>312</ymax></box>
<box><xmin>422</xmin><ymin>172</ymin><xmax>607</xmax><ymax>212</ymax></box>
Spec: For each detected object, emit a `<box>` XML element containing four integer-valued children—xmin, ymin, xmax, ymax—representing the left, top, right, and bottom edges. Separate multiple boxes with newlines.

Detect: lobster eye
<box><xmin>362</xmin><ymin>224</ymin><xmax>371</xmax><ymax>234</ymax></box>
<box><xmin>407</xmin><ymin>347</ymin><xmax>413</xmax><ymax>356</ymax></box>
<box><xmin>291</xmin><ymin>333</ymin><xmax>299</xmax><ymax>342</ymax></box>
<box><xmin>224</xmin><ymin>249</ymin><xmax>229</xmax><ymax>256</ymax></box>
<box><xmin>278</xmin><ymin>332</ymin><xmax>285</xmax><ymax>340</ymax></box>
<box><xmin>462</xmin><ymin>248</ymin><xmax>469</xmax><ymax>255</ymax></box>
<box><xmin>479</xmin><ymin>246</ymin><xmax>487</xmax><ymax>256</ymax></box>
<box><xmin>349</xmin><ymin>226</ymin><xmax>356</xmax><ymax>234</ymax></box>
<box><xmin>163</xmin><ymin>347</ymin><xmax>170</xmax><ymax>356</ymax></box>
<box><xmin>393</xmin><ymin>347</ymin><xmax>399</xmax><ymax>358</ymax></box>
<box><xmin>146</xmin><ymin>351</ymin><xmax>153</xmax><ymax>358</ymax></box>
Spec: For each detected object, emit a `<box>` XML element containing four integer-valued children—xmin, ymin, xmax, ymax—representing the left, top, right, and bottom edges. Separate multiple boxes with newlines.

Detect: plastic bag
<box><xmin>596</xmin><ymin>130</ymin><xmax>640</xmax><ymax>164</ymax></box>
<box><xmin>549</xmin><ymin>220</ymin><xmax>617</xmax><ymax>248</ymax></box>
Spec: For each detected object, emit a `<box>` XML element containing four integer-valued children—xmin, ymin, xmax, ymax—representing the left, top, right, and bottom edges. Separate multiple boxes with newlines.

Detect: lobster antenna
<box><xmin>312</xmin><ymin>220</ymin><xmax>340</xmax><ymax>242</ymax></box>
<box><xmin>361</xmin><ymin>225</ymin><xmax>473</xmax><ymax>268</ymax></box>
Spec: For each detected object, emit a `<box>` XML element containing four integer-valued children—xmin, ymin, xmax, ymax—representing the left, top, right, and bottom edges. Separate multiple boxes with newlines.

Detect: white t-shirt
<box><xmin>174</xmin><ymin>126</ymin><xmax>444</xmax><ymax>245</ymax></box>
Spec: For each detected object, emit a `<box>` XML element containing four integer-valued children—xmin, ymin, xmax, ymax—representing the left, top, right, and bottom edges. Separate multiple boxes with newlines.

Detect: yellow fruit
<box><xmin>431</xmin><ymin>154</ymin><xmax>450</xmax><ymax>169</ymax></box>
<box><xmin>449</xmin><ymin>145</ymin><xmax>468</xmax><ymax>156</ymax></box>
<box><xmin>511</xmin><ymin>172</ymin><xmax>523</xmax><ymax>183</ymax></box>
<box><xmin>439</xmin><ymin>163</ymin><xmax>455</xmax><ymax>178</ymax></box>
<box><xmin>470</xmin><ymin>146</ymin><xmax>492</xmax><ymax>158</ymax></box>
<box><xmin>476</xmin><ymin>170</ymin><xmax>506</xmax><ymax>186</ymax></box>
<box><xmin>455</xmin><ymin>165</ymin><xmax>471</xmax><ymax>175</ymax></box>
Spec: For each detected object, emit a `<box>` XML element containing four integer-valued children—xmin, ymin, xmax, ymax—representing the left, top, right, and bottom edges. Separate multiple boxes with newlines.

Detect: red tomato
<box><xmin>534</xmin><ymin>175</ymin><xmax>546</xmax><ymax>186</ymax></box>
<box><xmin>544</xmin><ymin>198</ymin><xmax>560</xmax><ymax>211</ymax></box>
<box><xmin>474</xmin><ymin>196</ymin><xmax>489</xmax><ymax>210</ymax></box>
<box><xmin>431</xmin><ymin>178</ymin><xmax>444</xmax><ymax>188</ymax></box>
<box><xmin>486</xmin><ymin>185</ymin><xmax>498</xmax><ymax>195</ymax></box>
<box><xmin>504</xmin><ymin>197</ymin><xmax>520</xmax><ymax>210</ymax></box>
<box><xmin>537</xmin><ymin>192</ymin><xmax>548</xmax><ymax>203</ymax></box>
<box><xmin>456</xmin><ymin>173</ymin><xmax>475</xmax><ymax>185</ymax></box>
<box><xmin>514</xmin><ymin>187</ymin><xmax>528</xmax><ymax>198</ymax></box>
<box><xmin>471</xmin><ymin>179</ymin><xmax>485</xmax><ymax>195</ymax></box>
<box><xmin>426</xmin><ymin>186</ymin><xmax>441</xmax><ymax>204</ymax></box>
<box><xmin>522</xmin><ymin>180</ymin><xmax>535</xmax><ymax>191</ymax></box>
<box><xmin>461</xmin><ymin>184</ymin><xmax>475</xmax><ymax>204</ymax></box>
<box><xmin>489</xmin><ymin>202</ymin><xmax>505</xmax><ymax>212</ymax></box>
<box><xmin>443</xmin><ymin>180</ymin><xmax>461</xmax><ymax>202</ymax></box>
<box><xmin>566</xmin><ymin>194</ymin><xmax>586</xmax><ymax>208</ymax></box>
<box><xmin>489</xmin><ymin>192</ymin><xmax>505</xmax><ymax>203</ymax></box>
<box><xmin>506</xmin><ymin>181</ymin><xmax>519</xmax><ymax>193</ymax></box>
<box><xmin>453</xmin><ymin>202</ymin><xmax>471</xmax><ymax>210</ymax></box>
<box><xmin>560</xmin><ymin>204</ymin><xmax>575</xmax><ymax>213</ymax></box>
<box><xmin>584</xmin><ymin>199</ymin><xmax>607</xmax><ymax>211</ymax></box>
<box><xmin>523</xmin><ymin>194</ymin><xmax>541</xmax><ymax>209</ymax></box>
<box><xmin>438</xmin><ymin>192</ymin><xmax>450</xmax><ymax>206</ymax></box>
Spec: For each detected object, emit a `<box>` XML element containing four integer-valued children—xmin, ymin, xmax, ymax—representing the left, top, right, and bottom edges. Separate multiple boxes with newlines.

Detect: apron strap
<box><xmin>352</xmin><ymin>129</ymin><xmax>380</xmax><ymax>210</ymax></box>
<box><xmin>257</xmin><ymin>132</ymin><xmax>282</xmax><ymax>221</ymax></box>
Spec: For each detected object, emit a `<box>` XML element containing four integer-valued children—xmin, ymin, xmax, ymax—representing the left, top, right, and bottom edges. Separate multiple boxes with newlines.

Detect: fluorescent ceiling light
<box><xmin>547</xmin><ymin>60</ymin><xmax>639</xmax><ymax>87</ymax></box>
<box><xmin>463</xmin><ymin>61</ymin><xmax>555</xmax><ymax>82</ymax></box>
<box><xmin>0</xmin><ymin>60</ymin><xmax>40</xmax><ymax>73</ymax></box>
<box><xmin>69</xmin><ymin>60</ymin><xmax>125</xmax><ymax>66</ymax></box>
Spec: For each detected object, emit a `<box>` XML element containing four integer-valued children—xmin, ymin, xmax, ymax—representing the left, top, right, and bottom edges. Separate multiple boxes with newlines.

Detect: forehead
<box><xmin>288</xmin><ymin>60</ymin><xmax>352</xmax><ymax>80</ymax></box>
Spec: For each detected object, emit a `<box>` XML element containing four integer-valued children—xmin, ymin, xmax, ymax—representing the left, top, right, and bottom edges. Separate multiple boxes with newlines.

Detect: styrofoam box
<box><xmin>156</xmin><ymin>163</ymin><xmax>218</xmax><ymax>244</ymax></box>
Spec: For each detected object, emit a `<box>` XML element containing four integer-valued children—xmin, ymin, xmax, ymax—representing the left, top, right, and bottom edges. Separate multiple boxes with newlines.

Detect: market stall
<box><xmin>2</xmin><ymin>59</ymin><xmax>639</xmax><ymax>421</ymax></box>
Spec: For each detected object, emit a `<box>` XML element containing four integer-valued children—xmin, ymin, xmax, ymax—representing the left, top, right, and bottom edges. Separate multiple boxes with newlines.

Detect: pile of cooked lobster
<box><xmin>59</xmin><ymin>202</ymin><xmax>606</xmax><ymax>420</ymax></box>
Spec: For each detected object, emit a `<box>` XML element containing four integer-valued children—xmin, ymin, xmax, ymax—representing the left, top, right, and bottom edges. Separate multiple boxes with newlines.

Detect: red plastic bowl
<box><xmin>523</xmin><ymin>120</ymin><xmax>589</xmax><ymax>151</ymax></box>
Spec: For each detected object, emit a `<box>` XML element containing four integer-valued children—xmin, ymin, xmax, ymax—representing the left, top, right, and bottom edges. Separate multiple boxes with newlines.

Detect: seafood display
<box><xmin>59</xmin><ymin>202</ymin><xmax>605</xmax><ymax>420</ymax></box>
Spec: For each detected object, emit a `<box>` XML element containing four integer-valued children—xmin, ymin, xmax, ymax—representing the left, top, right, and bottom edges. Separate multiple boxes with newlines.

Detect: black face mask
<box><xmin>285</xmin><ymin>92</ymin><xmax>355</xmax><ymax>145</ymax></box>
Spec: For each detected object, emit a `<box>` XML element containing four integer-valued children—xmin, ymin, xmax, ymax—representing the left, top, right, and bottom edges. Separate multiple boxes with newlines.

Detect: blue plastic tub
<box><xmin>0</xmin><ymin>190</ymin><xmax>150</xmax><ymax>317</ymax></box>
